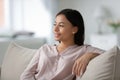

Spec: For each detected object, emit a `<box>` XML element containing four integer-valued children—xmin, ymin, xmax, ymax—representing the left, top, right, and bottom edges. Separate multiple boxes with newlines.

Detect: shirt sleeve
<box><xmin>84</xmin><ymin>45</ymin><xmax>105</xmax><ymax>54</ymax></box>
<box><xmin>20</xmin><ymin>47</ymin><xmax>41</xmax><ymax>80</ymax></box>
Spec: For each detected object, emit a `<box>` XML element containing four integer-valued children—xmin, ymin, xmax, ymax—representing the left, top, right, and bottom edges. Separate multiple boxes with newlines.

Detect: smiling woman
<box><xmin>20</xmin><ymin>9</ymin><xmax>104</xmax><ymax>80</ymax></box>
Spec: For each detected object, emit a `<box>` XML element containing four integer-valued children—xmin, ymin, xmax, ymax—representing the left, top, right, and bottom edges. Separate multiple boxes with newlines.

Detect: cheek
<box><xmin>60</xmin><ymin>29</ymin><xmax>68</xmax><ymax>34</ymax></box>
<box><xmin>61</xmin><ymin>29</ymin><xmax>73</xmax><ymax>37</ymax></box>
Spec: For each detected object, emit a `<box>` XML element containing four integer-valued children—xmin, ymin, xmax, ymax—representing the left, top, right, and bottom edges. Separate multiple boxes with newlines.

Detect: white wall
<box><xmin>58</xmin><ymin>0</ymin><xmax>120</xmax><ymax>44</ymax></box>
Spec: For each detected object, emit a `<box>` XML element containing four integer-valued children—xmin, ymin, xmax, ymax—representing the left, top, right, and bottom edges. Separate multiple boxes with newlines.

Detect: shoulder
<box><xmin>81</xmin><ymin>44</ymin><xmax>100</xmax><ymax>49</ymax></box>
<box><xmin>79</xmin><ymin>44</ymin><xmax>91</xmax><ymax>49</ymax></box>
<box><xmin>82</xmin><ymin>44</ymin><xmax>105</xmax><ymax>53</ymax></box>
<box><xmin>82</xmin><ymin>44</ymin><xmax>102</xmax><ymax>50</ymax></box>
<box><xmin>79</xmin><ymin>44</ymin><xmax>101</xmax><ymax>51</ymax></box>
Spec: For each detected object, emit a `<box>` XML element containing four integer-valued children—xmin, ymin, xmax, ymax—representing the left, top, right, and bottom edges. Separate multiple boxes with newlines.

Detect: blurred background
<box><xmin>0</xmin><ymin>0</ymin><xmax>120</xmax><ymax>64</ymax></box>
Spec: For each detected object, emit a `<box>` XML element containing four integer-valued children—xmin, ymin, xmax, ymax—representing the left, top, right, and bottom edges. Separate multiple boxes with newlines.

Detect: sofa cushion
<box><xmin>79</xmin><ymin>46</ymin><xmax>120</xmax><ymax>80</ymax></box>
<box><xmin>1</xmin><ymin>42</ymin><xmax>37</xmax><ymax>80</ymax></box>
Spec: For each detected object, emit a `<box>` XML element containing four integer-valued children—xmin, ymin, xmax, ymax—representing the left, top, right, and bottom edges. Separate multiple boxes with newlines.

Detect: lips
<box><xmin>54</xmin><ymin>33</ymin><xmax>61</xmax><ymax>38</ymax></box>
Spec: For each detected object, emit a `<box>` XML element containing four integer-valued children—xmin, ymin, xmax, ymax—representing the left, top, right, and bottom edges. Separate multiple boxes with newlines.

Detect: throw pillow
<box><xmin>1</xmin><ymin>42</ymin><xmax>37</xmax><ymax>80</ymax></box>
<box><xmin>79</xmin><ymin>46</ymin><xmax>120</xmax><ymax>80</ymax></box>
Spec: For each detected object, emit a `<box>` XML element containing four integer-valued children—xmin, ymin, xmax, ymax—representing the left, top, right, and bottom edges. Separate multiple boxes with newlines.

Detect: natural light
<box><xmin>0</xmin><ymin>0</ymin><xmax>52</xmax><ymax>38</ymax></box>
<box><xmin>23</xmin><ymin>0</ymin><xmax>52</xmax><ymax>37</ymax></box>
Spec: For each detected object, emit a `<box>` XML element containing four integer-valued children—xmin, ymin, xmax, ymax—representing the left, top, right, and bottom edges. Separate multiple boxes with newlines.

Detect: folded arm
<box><xmin>72</xmin><ymin>45</ymin><xmax>105</xmax><ymax>77</ymax></box>
<box><xmin>72</xmin><ymin>52</ymin><xmax>100</xmax><ymax>76</ymax></box>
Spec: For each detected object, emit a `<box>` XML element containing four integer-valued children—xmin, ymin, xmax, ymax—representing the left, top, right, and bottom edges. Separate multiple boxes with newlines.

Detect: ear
<box><xmin>72</xmin><ymin>26</ymin><xmax>78</xmax><ymax>34</ymax></box>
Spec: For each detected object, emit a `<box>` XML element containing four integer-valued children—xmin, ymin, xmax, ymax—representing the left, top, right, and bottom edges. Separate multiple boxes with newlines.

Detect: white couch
<box><xmin>0</xmin><ymin>37</ymin><xmax>46</xmax><ymax>65</ymax></box>
<box><xmin>0</xmin><ymin>42</ymin><xmax>120</xmax><ymax>80</ymax></box>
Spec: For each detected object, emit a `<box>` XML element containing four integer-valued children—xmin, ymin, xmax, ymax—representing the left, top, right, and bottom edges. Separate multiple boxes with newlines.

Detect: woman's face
<box><xmin>53</xmin><ymin>14</ymin><xmax>77</xmax><ymax>42</ymax></box>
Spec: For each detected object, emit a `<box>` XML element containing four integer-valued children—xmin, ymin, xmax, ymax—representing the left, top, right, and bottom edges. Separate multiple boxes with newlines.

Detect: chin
<box><xmin>54</xmin><ymin>38</ymin><xmax>60</xmax><ymax>41</ymax></box>
<box><xmin>55</xmin><ymin>39</ymin><xmax>59</xmax><ymax>41</ymax></box>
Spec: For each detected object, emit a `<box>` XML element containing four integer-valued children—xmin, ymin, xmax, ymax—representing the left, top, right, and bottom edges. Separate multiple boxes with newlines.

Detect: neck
<box><xmin>57</xmin><ymin>41</ymin><xmax>75</xmax><ymax>54</ymax></box>
<box><xmin>59</xmin><ymin>41</ymin><xmax>75</xmax><ymax>48</ymax></box>
<box><xmin>58</xmin><ymin>37</ymin><xmax>75</xmax><ymax>48</ymax></box>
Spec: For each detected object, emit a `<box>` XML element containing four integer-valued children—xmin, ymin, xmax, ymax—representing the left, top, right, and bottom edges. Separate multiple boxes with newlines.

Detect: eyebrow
<box><xmin>55</xmin><ymin>21</ymin><xmax>65</xmax><ymax>24</ymax></box>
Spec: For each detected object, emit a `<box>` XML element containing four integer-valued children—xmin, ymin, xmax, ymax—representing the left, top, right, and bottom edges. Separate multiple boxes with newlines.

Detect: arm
<box><xmin>20</xmin><ymin>50</ymin><xmax>40</xmax><ymax>80</ymax></box>
<box><xmin>72</xmin><ymin>45</ymin><xmax>105</xmax><ymax>77</ymax></box>
<box><xmin>72</xmin><ymin>52</ymin><xmax>99</xmax><ymax>76</ymax></box>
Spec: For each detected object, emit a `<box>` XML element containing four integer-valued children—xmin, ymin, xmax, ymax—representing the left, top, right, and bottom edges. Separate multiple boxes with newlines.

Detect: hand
<box><xmin>72</xmin><ymin>53</ymin><xmax>99</xmax><ymax>77</ymax></box>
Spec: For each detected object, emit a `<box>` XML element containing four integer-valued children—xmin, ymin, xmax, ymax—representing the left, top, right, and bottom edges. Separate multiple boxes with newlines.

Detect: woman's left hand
<box><xmin>72</xmin><ymin>53</ymin><xmax>99</xmax><ymax>77</ymax></box>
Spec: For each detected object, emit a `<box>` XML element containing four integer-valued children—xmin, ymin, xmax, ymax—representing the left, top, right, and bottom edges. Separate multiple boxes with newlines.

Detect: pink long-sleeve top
<box><xmin>20</xmin><ymin>44</ymin><xmax>104</xmax><ymax>80</ymax></box>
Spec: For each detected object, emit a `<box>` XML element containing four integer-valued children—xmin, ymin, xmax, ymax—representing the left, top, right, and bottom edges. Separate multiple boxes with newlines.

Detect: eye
<box><xmin>59</xmin><ymin>24</ymin><xmax>64</xmax><ymax>27</ymax></box>
<box><xmin>53</xmin><ymin>23</ymin><xmax>56</xmax><ymax>26</ymax></box>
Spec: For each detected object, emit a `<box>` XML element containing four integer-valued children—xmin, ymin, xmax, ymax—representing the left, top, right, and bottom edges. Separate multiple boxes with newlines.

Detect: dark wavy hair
<box><xmin>56</xmin><ymin>9</ymin><xmax>85</xmax><ymax>46</ymax></box>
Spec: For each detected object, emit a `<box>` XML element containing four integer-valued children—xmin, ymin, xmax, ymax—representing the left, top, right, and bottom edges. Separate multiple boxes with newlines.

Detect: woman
<box><xmin>20</xmin><ymin>9</ymin><xmax>104</xmax><ymax>80</ymax></box>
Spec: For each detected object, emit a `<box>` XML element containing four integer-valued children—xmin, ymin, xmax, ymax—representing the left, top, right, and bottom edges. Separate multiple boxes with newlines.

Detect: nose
<box><xmin>53</xmin><ymin>25</ymin><xmax>59</xmax><ymax>32</ymax></box>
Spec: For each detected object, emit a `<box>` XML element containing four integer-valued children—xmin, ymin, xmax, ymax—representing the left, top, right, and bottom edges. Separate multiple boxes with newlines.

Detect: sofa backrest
<box><xmin>0</xmin><ymin>37</ymin><xmax>46</xmax><ymax>65</ymax></box>
<box><xmin>1</xmin><ymin>42</ymin><xmax>37</xmax><ymax>80</ymax></box>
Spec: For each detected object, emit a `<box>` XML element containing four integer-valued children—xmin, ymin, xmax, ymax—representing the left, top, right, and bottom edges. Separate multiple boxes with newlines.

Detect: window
<box><xmin>23</xmin><ymin>0</ymin><xmax>52</xmax><ymax>37</ymax></box>
<box><xmin>0</xmin><ymin>0</ymin><xmax>53</xmax><ymax>38</ymax></box>
<box><xmin>0</xmin><ymin>0</ymin><xmax>4</xmax><ymax>27</ymax></box>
